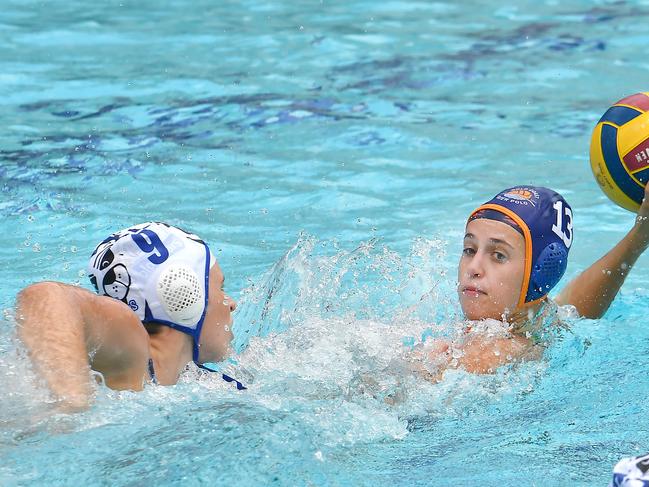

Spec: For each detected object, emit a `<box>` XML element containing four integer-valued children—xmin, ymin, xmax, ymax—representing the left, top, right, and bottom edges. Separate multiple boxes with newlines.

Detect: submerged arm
<box><xmin>555</xmin><ymin>185</ymin><xmax>649</xmax><ymax>319</ymax></box>
<box><xmin>415</xmin><ymin>333</ymin><xmax>534</xmax><ymax>382</ymax></box>
<box><xmin>454</xmin><ymin>334</ymin><xmax>532</xmax><ymax>373</ymax></box>
<box><xmin>15</xmin><ymin>282</ymin><xmax>149</xmax><ymax>410</ymax></box>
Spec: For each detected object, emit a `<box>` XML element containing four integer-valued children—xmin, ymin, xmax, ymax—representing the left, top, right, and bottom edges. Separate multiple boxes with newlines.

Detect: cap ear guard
<box><xmin>527</xmin><ymin>242</ymin><xmax>568</xmax><ymax>302</ymax></box>
<box><xmin>156</xmin><ymin>265</ymin><xmax>205</xmax><ymax>326</ymax></box>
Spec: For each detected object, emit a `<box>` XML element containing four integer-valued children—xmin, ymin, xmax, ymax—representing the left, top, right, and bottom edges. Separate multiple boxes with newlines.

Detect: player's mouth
<box><xmin>461</xmin><ymin>285</ymin><xmax>487</xmax><ymax>297</ymax></box>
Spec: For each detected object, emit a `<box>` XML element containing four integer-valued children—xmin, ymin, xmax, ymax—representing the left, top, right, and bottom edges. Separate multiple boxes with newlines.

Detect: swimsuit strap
<box><xmin>148</xmin><ymin>358</ymin><xmax>158</xmax><ymax>385</ymax></box>
<box><xmin>146</xmin><ymin>359</ymin><xmax>246</xmax><ymax>390</ymax></box>
<box><xmin>221</xmin><ymin>373</ymin><xmax>247</xmax><ymax>391</ymax></box>
<box><xmin>198</xmin><ymin>363</ymin><xmax>247</xmax><ymax>390</ymax></box>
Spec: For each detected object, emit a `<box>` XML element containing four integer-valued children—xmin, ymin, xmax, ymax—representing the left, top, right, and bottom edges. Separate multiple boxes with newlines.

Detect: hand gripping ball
<box><xmin>590</xmin><ymin>92</ymin><xmax>649</xmax><ymax>212</ymax></box>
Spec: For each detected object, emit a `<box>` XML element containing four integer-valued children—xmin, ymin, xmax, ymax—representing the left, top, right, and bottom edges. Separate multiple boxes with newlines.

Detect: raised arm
<box><xmin>555</xmin><ymin>185</ymin><xmax>649</xmax><ymax>319</ymax></box>
<box><xmin>15</xmin><ymin>282</ymin><xmax>149</xmax><ymax>410</ymax></box>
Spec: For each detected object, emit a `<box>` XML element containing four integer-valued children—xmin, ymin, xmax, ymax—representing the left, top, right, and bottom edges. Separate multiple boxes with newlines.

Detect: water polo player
<box><xmin>16</xmin><ymin>222</ymin><xmax>242</xmax><ymax>410</ymax></box>
<box><xmin>459</xmin><ymin>186</ymin><xmax>573</xmax><ymax>323</ymax></box>
<box><xmin>420</xmin><ymin>184</ymin><xmax>649</xmax><ymax>377</ymax></box>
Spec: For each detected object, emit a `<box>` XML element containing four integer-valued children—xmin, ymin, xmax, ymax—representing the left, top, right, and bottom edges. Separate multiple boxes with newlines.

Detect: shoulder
<box><xmin>80</xmin><ymin>293</ymin><xmax>150</xmax><ymax>372</ymax></box>
<box><xmin>18</xmin><ymin>281</ymin><xmax>147</xmax><ymax>343</ymax></box>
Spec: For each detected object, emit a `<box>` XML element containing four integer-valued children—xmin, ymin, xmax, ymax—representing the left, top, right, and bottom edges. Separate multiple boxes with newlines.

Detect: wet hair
<box><xmin>468</xmin><ymin>208</ymin><xmax>523</xmax><ymax>236</ymax></box>
<box><xmin>143</xmin><ymin>322</ymin><xmax>165</xmax><ymax>335</ymax></box>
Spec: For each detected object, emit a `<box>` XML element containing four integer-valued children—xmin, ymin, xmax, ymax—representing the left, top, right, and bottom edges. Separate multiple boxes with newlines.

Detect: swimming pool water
<box><xmin>2</xmin><ymin>1</ymin><xmax>649</xmax><ymax>485</ymax></box>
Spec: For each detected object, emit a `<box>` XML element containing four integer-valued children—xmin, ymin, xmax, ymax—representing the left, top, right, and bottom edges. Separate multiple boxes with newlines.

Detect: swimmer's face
<box><xmin>457</xmin><ymin>219</ymin><xmax>526</xmax><ymax>321</ymax></box>
<box><xmin>197</xmin><ymin>261</ymin><xmax>236</xmax><ymax>364</ymax></box>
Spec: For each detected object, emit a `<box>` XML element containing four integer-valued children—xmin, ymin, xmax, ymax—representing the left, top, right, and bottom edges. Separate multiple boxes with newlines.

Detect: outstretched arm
<box><xmin>555</xmin><ymin>185</ymin><xmax>649</xmax><ymax>319</ymax></box>
<box><xmin>15</xmin><ymin>282</ymin><xmax>149</xmax><ymax>410</ymax></box>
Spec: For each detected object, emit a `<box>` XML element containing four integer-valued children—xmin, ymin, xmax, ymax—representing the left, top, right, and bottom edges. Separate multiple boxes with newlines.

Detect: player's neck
<box><xmin>148</xmin><ymin>327</ymin><xmax>193</xmax><ymax>385</ymax></box>
<box><xmin>507</xmin><ymin>297</ymin><xmax>549</xmax><ymax>335</ymax></box>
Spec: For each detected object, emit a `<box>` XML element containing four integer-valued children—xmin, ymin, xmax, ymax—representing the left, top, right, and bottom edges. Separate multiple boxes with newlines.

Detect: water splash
<box><xmin>233</xmin><ymin>233</ymin><xmax>459</xmax><ymax>349</ymax></box>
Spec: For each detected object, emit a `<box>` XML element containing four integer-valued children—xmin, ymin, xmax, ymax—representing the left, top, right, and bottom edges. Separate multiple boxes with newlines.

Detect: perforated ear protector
<box><xmin>156</xmin><ymin>265</ymin><xmax>205</xmax><ymax>326</ymax></box>
<box><xmin>529</xmin><ymin>242</ymin><xmax>569</xmax><ymax>299</ymax></box>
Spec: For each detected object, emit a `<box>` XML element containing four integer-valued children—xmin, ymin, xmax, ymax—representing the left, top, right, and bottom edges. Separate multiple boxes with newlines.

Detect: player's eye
<box><xmin>493</xmin><ymin>251</ymin><xmax>508</xmax><ymax>262</ymax></box>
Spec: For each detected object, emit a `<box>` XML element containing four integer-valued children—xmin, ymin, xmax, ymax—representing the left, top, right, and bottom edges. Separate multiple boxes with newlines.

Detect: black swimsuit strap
<box><xmin>148</xmin><ymin>358</ymin><xmax>158</xmax><ymax>385</ymax></box>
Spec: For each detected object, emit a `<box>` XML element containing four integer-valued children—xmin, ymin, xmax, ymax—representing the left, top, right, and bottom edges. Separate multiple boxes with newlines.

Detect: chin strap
<box><xmin>198</xmin><ymin>363</ymin><xmax>247</xmax><ymax>390</ymax></box>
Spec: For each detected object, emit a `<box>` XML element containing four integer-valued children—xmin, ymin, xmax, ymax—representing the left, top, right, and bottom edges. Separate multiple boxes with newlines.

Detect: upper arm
<box><xmin>553</xmin><ymin>285</ymin><xmax>570</xmax><ymax>308</ymax></box>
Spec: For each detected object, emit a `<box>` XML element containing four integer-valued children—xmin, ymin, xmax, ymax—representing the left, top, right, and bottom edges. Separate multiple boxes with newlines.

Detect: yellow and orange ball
<box><xmin>590</xmin><ymin>92</ymin><xmax>649</xmax><ymax>212</ymax></box>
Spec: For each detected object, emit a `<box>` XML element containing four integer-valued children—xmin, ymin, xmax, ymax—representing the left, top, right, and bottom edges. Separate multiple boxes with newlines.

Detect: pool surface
<box><xmin>2</xmin><ymin>1</ymin><xmax>649</xmax><ymax>485</ymax></box>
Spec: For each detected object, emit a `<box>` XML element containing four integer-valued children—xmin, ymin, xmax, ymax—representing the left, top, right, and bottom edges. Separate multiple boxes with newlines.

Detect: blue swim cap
<box><xmin>468</xmin><ymin>186</ymin><xmax>573</xmax><ymax>305</ymax></box>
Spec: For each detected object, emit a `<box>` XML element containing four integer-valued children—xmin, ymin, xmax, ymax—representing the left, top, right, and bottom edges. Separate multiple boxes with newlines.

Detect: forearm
<box><xmin>16</xmin><ymin>282</ymin><xmax>93</xmax><ymax>410</ymax></box>
<box><xmin>557</xmin><ymin>218</ymin><xmax>649</xmax><ymax>318</ymax></box>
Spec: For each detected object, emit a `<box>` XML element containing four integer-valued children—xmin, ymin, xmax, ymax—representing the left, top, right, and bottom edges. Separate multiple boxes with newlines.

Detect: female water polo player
<box><xmin>417</xmin><ymin>184</ymin><xmax>649</xmax><ymax>379</ymax></box>
<box><xmin>16</xmin><ymin>222</ymin><xmax>241</xmax><ymax>410</ymax></box>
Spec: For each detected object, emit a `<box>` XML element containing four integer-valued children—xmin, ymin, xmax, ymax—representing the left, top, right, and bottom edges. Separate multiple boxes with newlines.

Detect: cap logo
<box><xmin>497</xmin><ymin>188</ymin><xmax>539</xmax><ymax>207</ymax></box>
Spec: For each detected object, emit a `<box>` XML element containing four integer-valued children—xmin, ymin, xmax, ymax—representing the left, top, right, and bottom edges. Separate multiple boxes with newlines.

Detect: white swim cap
<box><xmin>87</xmin><ymin>222</ymin><xmax>214</xmax><ymax>363</ymax></box>
<box><xmin>610</xmin><ymin>452</ymin><xmax>649</xmax><ymax>486</ymax></box>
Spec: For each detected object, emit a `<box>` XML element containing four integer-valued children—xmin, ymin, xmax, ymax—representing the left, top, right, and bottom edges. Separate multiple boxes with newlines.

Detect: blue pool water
<box><xmin>2</xmin><ymin>0</ymin><xmax>649</xmax><ymax>485</ymax></box>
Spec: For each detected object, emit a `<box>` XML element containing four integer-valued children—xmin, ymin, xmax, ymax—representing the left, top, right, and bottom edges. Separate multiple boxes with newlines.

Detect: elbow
<box><xmin>20</xmin><ymin>282</ymin><xmax>58</xmax><ymax>295</ymax></box>
<box><xmin>580</xmin><ymin>309</ymin><xmax>606</xmax><ymax>320</ymax></box>
<box><xmin>16</xmin><ymin>282</ymin><xmax>60</xmax><ymax>321</ymax></box>
<box><xmin>17</xmin><ymin>281</ymin><xmax>61</xmax><ymax>306</ymax></box>
<box><xmin>18</xmin><ymin>281</ymin><xmax>59</xmax><ymax>301</ymax></box>
<box><xmin>572</xmin><ymin>300</ymin><xmax>609</xmax><ymax>320</ymax></box>
<box><xmin>15</xmin><ymin>282</ymin><xmax>77</xmax><ymax>338</ymax></box>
